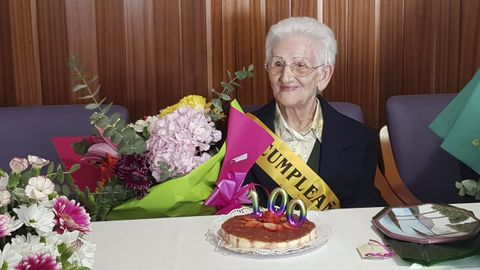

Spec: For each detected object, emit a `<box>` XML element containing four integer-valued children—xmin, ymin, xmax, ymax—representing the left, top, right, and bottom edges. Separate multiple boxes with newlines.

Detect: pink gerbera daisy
<box><xmin>53</xmin><ymin>196</ymin><xmax>91</xmax><ymax>234</ymax></box>
<box><xmin>15</xmin><ymin>253</ymin><xmax>61</xmax><ymax>270</ymax></box>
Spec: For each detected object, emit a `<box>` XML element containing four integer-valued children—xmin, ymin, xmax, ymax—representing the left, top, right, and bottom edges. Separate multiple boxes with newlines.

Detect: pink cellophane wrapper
<box><xmin>205</xmin><ymin>102</ymin><xmax>273</xmax><ymax>214</ymax></box>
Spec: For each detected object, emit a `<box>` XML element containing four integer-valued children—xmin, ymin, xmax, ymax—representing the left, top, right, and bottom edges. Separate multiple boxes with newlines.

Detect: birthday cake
<box><xmin>219</xmin><ymin>211</ymin><xmax>316</xmax><ymax>252</ymax></box>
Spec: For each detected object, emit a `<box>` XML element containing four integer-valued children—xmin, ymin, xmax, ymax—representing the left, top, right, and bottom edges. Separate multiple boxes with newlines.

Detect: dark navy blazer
<box><xmin>244</xmin><ymin>96</ymin><xmax>385</xmax><ymax>208</ymax></box>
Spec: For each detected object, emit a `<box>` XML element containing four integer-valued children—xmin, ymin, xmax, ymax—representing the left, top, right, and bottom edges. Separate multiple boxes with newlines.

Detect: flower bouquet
<box><xmin>0</xmin><ymin>156</ymin><xmax>94</xmax><ymax>270</ymax></box>
<box><xmin>57</xmin><ymin>56</ymin><xmax>254</xmax><ymax>221</ymax></box>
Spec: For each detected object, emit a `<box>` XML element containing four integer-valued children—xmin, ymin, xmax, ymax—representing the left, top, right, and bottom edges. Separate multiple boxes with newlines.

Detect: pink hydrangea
<box><xmin>52</xmin><ymin>196</ymin><xmax>91</xmax><ymax>234</ymax></box>
<box><xmin>147</xmin><ymin>107</ymin><xmax>221</xmax><ymax>182</ymax></box>
<box><xmin>15</xmin><ymin>253</ymin><xmax>60</xmax><ymax>270</ymax></box>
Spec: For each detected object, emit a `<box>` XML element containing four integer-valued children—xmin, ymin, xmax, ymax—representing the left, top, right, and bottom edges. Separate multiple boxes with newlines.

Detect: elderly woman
<box><xmin>245</xmin><ymin>17</ymin><xmax>384</xmax><ymax>209</ymax></box>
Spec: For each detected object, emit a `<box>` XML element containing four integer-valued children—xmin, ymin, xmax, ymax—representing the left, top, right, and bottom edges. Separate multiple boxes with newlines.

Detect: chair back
<box><xmin>386</xmin><ymin>94</ymin><xmax>476</xmax><ymax>203</ymax></box>
<box><xmin>0</xmin><ymin>104</ymin><xmax>128</xmax><ymax>169</ymax></box>
<box><xmin>243</xmin><ymin>102</ymin><xmax>364</xmax><ymax>123</ymax></box>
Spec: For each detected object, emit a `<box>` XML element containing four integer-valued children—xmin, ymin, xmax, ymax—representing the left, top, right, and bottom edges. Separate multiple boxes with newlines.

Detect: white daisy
<box><xmin>13</xmin><ymin>204</ymin><xmax>54</xmax><ymax>236</ymax></box>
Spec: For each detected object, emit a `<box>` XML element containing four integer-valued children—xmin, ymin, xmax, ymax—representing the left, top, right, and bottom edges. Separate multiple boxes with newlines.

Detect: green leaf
<box><xmin>90</xmin><ymin>75</ymin><xmax>98</xmax><ymax>83</ymax></box>
<box><xmin>47</xmin><ymin>162</ymin><xmax>55</xmax><ymax>175</ymax></box>
<box><xmin>226</xmin><ymin>70</ymin><xmax>232</xmax><ymax>80</ymax></box>
<box><xmin>109</xmin><ymin>113</ymin><xmax>121</xmax><ymax>123</ymax></box>
<box><xmin>211</xmin><ymin>89</ymin><xmax>221</xmax><ymax>96</ymax></box>
<box><xmin>8</xmin><ymin>173</ymin><xmax>20</xmax><ymax>188</ymax></box>
<box><xmin>77</xmin><ymin>87</ymin><xmax>100</xmax><ymax>100</ymax></box>
<box><xmin>85</xmin><ymin>103</ymin><xmax>99</xmax><ymax>110</ymax></box>
<box><xmin>231</xmin><ymin>81</ymin><xmax>241</xmax><ymax>88</ymax></box>
<box><xmin>72</xmin><ymin>139</ymin><xmax>91</xmax><ymax>155</ymax></box>
<box><xmin>123</xmin><ymin>128</ymin><xmax>136</xmax><ymax>141</ymax></box>
<box><xmin>57</xmin><ymin>169</ymin><xmax>65</xmax><ymax>184</ymax></box>
<box><xmin>68</xmin><ymin>164</ymin><xmax>81</xmax><ymax>174</ymax></box>
<box><xmin>62</xmin><ymin>185</ymin><xmax>71</xmax><ymax>196</ymax></box>
<box><xmin>73</xmin><ymin>84</ymin><xmax>88</xmax><ymax>92</ymax></box>
<box><xmin>103</xmin><ymin>101</ymin><xmax>113</xmax><ymax>114</ymax></box>
<box><xmin>111</xmin><ymin>133</ymin><xmax>122</xmax><ymax>144</ymax></box>
<box><xmin>103</xmin><ymin>127</ymin><xmax>115</xmax><ymax>137</ymax></box>
<box><xmin>220</xmin><ymin>93</ymin><xmax>231</xmax><ymax>101</ymax></box>
<box><xmin>95</xmin><ymin>116</ymin><xmax>110</xmax><ymax>128</ymax></box>
<box><xmin>235</xmin><ymin>71</ymin><xmax>248</xmax><ymax>80</ymax></box>
<box><xmin>248</xmin><ymin>64</ymin><xmax>254</xmax><ymax>72</ymax></box>
<box><xmin>212</xmin><ymin>99</ymin><xmax>222</xmax><ymax>112</ymax></box>
<box><xmin>134</xmin><ymin>140</ymin><xmax>147</xmax><ymax>154</ymax></box>
<box><xmin>67</xmin><ymin>56</ymin><xmax>78</xmax><ymax>69</ymax></box>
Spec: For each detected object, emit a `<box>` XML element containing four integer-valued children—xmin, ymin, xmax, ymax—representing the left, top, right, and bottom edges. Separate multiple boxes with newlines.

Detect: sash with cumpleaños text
<box><xmin>247</xmin><ymin>113</ymin><xmax>340</xmax><ymax>210</ymax></box>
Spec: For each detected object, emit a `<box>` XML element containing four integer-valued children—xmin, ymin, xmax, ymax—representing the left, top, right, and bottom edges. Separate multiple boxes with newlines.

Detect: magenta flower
<box><xmin>53</xmin><ymin>196</ymin><xmax>91</xmax><ymax>234</ymax></box>
<box><xmin>15</xmin><ymin>253</ymin><xmax>60</xmax><ymax>270</ymax></box>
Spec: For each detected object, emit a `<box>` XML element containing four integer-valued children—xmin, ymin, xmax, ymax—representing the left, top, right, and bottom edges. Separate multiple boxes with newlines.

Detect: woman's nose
<box><xmin>280</xmin><ymin>66</ymin><xmax>295</xmax><ymax>82</ymax></box>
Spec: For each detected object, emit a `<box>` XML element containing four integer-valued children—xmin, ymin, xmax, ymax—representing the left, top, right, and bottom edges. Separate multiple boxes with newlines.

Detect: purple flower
<box><xmin>15</xmin><ymin>253</ymin><xmax>60</xmax><ymax>270</ymax></box>
<box><xmin>115</xmin><ymin>154</ymin><xmax>153</xmax><ymax>199</ymax></box>
<box><xmin>147</xmin><ymin>107</ymin><xmax>221</xmax><ymax>182</ymax></box>
<box><xmin>53</xmin><ymin>196</ymin><xmax>91</xmax><ymax>234</ymax></box>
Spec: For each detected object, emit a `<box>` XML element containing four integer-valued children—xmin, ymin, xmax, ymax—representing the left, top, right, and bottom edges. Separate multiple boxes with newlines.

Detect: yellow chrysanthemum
<box><xmin>159</xmin><ymin>95</ymin><xmax>211</xmax><ymax>117</ymax></box>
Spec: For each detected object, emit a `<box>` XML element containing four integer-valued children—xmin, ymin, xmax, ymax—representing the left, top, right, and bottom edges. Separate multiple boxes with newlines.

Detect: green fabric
<box><xmin>106</xmin><ymin>144</ymin><xmax>226</xmax><ymax>220</ymax></box>
<box><xmin>429</xmin><ymin>69</ymin><xmax>480</xmax><ymax>174</ymax></box>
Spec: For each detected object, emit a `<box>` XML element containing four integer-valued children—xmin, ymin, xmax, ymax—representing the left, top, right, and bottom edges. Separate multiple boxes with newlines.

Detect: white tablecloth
<box><xmin>88</xmin><ymin>203</ymin><xmax>480</xmax><ymax>270</ymax></box>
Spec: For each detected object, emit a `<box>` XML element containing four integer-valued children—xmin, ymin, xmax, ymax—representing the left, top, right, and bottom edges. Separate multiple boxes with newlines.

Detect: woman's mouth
<box><xmin>280</xmin><ymin>85</ymin><xmax>297</xmax><ymax>92</ymax></box>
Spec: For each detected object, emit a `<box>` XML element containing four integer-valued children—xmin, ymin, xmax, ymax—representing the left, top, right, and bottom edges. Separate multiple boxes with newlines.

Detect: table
<box><xmin>88</xmin><ymin>203</ymin><xmax>480</xmax><ymax>270</ymax></box>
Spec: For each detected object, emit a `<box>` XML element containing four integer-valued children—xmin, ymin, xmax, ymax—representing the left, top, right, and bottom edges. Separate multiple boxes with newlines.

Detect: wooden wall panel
<box><xmin>0</xmin><ymin>0</ymin><xmax>14</xmax><ymax>106</ymax></box>
<box><xmin>459</xmin><ymin>0</ymin><xmax>480</xmax><ymax>89</ymax></box>
<box><xmin>180</xmin><ymin>0</ymin><xmax>208</xmax><ymax>97</ymax></box>
<box><xmin>0</xmin><ymin>0</ymin><xmax>479</xmax><ymax>128</ymax></box>
<box><xmin>291</xmin><ymin>0</ymin><xmax>318</xmax><ymax>18</ymax></box>
<box><xmin>379</xmin><ymin>0</ymin><xmax>404</xmax><ymax>125</ymax></box>
<box><xmin>9</xmin><ymin>0</ymin><xmax>42</xmax><ymax>105</ymax></box>
<box><xmin>95</xmin><ymin>0</ymin><xmax>128</xmax><ymax>109</ymax></box>
<box><xmin>434</xmin><ymin>0</ymin><xmax>460</xmax><ymax>93</ymax></box>
<box><xmin>65</xmin><ymin>0</ymin><xmax>99</xmax><ymax>104</ymax></box>
<box><xmin>36</xmin><ymin>0</ymin><xmax>70</xmax><ymax>104</ymax></box>
<box><xmin>323</xmin><ymin>0</ymin><xmax>348</xmax><ymax>102</ymax></box>
<box><xmin>154</xmin><ymin>0</ymin><xmax>183</xmax><ymax>113</ymax></box>
<box><xmin>124</xmin><ymin>0</ymin><xmax>157</xmax><ymax>117</ymax></box>
<box><xmin>346</xmin><ymin>0</ymin><xmax>379</xmax><ymax>127</ymax></box>
<box><xmin>402</xmin><ymin>0</ymin><xmax>437</xmax><ymax>92</ymax></box>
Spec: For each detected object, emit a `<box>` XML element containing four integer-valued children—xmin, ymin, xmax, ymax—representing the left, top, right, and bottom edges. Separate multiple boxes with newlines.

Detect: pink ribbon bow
<box><xmin>204</xmin><ymin>172</ymin><xmax>254</xmax><ymax>214</ymax></box>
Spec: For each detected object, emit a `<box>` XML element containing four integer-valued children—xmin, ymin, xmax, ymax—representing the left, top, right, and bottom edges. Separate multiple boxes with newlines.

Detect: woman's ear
<box><xmin>316</xmin><ymin>65</ymin><xmax>334</xmax><ymax>93</ymax></box>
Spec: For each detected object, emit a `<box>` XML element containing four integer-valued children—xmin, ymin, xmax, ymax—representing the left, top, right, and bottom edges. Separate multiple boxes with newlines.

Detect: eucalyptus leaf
<box><xmin>96</xmin><ymin>116</ymin><xmax>110</xmax><ymax>129</ymax></box>
<box><xmin>134</xmin><ymin>140</ymin><xmax>147</xmax><ymax>154</ymax></box>
<box><xmin>98</xmin><ymin>96</ymin><xmax>107</xmax><ymax>106</ymax></box>
<box><xmin>235</xmin><ymin>71</ymin><xmax>248</xmax><ymax>80</ymax></box>
<box><xmin>103</xmin><ymin>127</ymin><xmax>115</xmax><ymax>137</ymax></box>
<box><xmin>103</xmin><ymin>101</ymin><xmax>113</xmax><ymax>114</ymax></box>
<box><xmin>111</xmin><ymin>133</ymin><xmax>122</xmax><ymax>144</ymax></box>
<box><xmin>85</xmin><ymin>103</ymin><xmax>99</xmax><ymax>110</ymax></box>
<box><xmin>68</xmin><ymin>164</ymin><xmax>81</xmax><ymax>174</ymax></box>
<box><xmin>77</xmin><ymin>87</ymin><xmax>100</xmax><ymax>100</ymax></box>
<box><xmin>62</xmin><ymin>185</ymin><xmax>71</xmax><ymax>196</ymax></box>
<box><xmin>227</xmin><ymin>70</ymin><xmax>232</xmax><ymax>80</ymax></box>
<box><xmin>248</xmin><ymin>64</ymin><xmax>254</xmax><ymax>72</ymax></box>
<box><xmin>72</xmin><ymin>84</ymin><xmax>88</xmax><ymax>92</ymax></box>
<box><xmin>220</xmin><ymin>93</ymin><xmax>231</xmax><ymax>101</ymax></box>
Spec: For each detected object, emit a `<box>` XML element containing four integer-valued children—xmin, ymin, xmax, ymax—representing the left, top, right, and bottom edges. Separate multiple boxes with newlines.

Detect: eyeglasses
<box><xmin>265</xmin><ymin>56</ymin><xmax>323</xmax><ymax>77</ymax></box>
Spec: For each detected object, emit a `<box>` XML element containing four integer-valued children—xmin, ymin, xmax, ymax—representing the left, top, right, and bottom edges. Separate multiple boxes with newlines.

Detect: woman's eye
<box><xmin>294</xmin><ymin>62</ymin><xmax>307</xmax><ymax>68</ymax></box>
<box><xmin>273</xmin><ymin>62</ymin><xmax>284</xmax><ymax>67</ymax></box>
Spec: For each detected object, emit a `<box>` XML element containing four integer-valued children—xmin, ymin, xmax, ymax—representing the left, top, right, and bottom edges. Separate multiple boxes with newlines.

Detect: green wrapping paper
<box><xmin>106</xmin><ymin>144</ymin><xmax>226</xmax><ymax>220</ymax></box>
<box><xmin>429</xmin><ymin>69</ymin><xmax>480</xmax><ymax>175</ymax></box>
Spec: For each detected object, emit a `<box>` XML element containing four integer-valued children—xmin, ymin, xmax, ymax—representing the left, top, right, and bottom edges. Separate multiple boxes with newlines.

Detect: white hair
<box><xmin>265</xmin><ymin>17</ymin><xmax>337</xmax><ymax>66</ymax></box>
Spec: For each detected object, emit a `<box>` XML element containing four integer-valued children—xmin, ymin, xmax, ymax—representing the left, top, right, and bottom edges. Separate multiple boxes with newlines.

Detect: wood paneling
<box><xmin>0</xmin><ymin>0</ymin><xmax>14</xmax><ymax>106</ymax></box>
<box><xmin>323</xmin><ymin>0</ymin><xmax>348</xmax><ymax>101</ymax></box>
<box><xmin>0</xmin><ymin>0</ymin><xmax>479</xmax><ymax>128</ymax></box>
<box><xmin>459</xmin><ymin>0</ymin><xmax>480</xmax><ymax>89</ymax></box>
<box><xmin>9</xmin><ymin>0</ymin><xmax>42</xmax><ymax>105</ymax></box>
<box><xmin>36</xmin><ymin>0</ymin><xmax>70</xmax><ymax>104</ymax></box>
